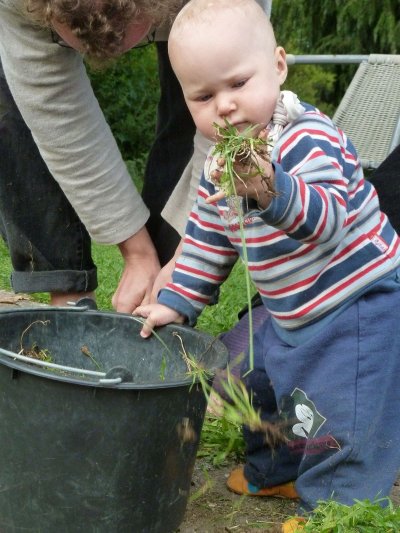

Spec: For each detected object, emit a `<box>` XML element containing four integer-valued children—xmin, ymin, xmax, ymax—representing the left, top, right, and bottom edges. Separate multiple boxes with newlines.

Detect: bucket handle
<box><xmin>0</xmin><ymin>347</ymin><xmax>123</xmax><ymax>386</ymax></box>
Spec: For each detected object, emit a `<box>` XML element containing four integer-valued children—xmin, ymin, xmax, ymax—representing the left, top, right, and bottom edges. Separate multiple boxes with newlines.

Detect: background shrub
<box><xmin>88</xmin><ymin>45</ymin><xmax>159</xmax><ymax>185</ymax></box>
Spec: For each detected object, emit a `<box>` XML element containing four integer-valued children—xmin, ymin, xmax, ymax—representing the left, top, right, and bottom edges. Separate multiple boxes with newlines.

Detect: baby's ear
<box><xmin>275</xmin><ymin>46</ymin><xmax>288</xmax><ymax>85</ymax></box>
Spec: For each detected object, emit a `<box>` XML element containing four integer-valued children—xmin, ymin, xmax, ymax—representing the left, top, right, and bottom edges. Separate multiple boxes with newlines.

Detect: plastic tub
<box><xmin>0</xmin><ymin>306</ymin><xmax>227</xmax><ymax>532</ymax></box>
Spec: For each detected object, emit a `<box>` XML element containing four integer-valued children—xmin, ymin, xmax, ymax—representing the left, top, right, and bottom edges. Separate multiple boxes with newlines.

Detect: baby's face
<box><xmin>169</xmin><ymin>12</ymin><xmax>287</xmax><ymax>140</ymax></box>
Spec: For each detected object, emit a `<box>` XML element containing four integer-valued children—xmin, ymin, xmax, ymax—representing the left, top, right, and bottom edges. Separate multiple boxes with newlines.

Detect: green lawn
<box><xmin>0</xmin><ymin>236</ymin><xmax>250</xmax><ymax>334</ymax></box>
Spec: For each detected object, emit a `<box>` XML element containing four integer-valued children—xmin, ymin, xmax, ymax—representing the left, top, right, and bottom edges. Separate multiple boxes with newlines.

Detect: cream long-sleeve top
<box><xmin>0</xmin><ymin>0</ymin><xmax>149</xmax><ymax>244</ymax></box>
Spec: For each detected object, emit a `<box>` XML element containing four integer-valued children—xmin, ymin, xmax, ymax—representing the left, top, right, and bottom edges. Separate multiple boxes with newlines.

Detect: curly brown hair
<box><xmin>26</xmin><ymin>0</ymin><xmax>185</xmax><ymax>59</ymax></box>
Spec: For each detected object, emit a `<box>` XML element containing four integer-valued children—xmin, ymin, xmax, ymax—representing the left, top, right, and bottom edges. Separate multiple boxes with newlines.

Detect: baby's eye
<box><xmin>233</xmin><ymin>79</ymin><xmax>247</xmax><ymax>88</ymax></box>
<box><xmin>196</xmin><ymin>94</ymin><xmax>212</xmax><ymax>102</ymax></box>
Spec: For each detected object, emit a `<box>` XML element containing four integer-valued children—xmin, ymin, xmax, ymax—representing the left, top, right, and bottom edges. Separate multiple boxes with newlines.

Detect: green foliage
<box><xmin>197</xmin><ymin>261</ymin><xmax>255</xmax><ymax>337</ymax></box>
<box><xmin>272</xmin><ymin>0</ymin><xmax>400</xmax><ymax>110</ymax></box>
<box><xmin>302</xmin><ymin>497</ymin><xmax>400</xmax><ymax>532</ymax></box>
<box><xmin>283</xmin><ymin>64</ymin><xmax>337</xmax><ymax>117</ymax></box>
<box><xmin>198</xmin><ymin>415</ymin><xmax>245</xmax><ymax>466</ymax></box>
<box><xmin>88</xmin><ymin>45</ymin><xmax>159</xmax><ymax>168</ymax></box>
<box><xmin>272</xmin><ymin>0</ymin><xmax>400</xmax><ymax>55</ymax></box>
<box><xmin>0</xmin><ymin>238</ymin><xmax>11</xmax><ymax>291</ymax></box>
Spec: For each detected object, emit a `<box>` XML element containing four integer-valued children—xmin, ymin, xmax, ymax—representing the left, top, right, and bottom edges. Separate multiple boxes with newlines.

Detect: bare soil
<box><xmin>179</xmin><ymin>459</ymin><xmax>297</xmax><ymax>532</ymax></box>
<box><xmin>180</xmin><ymin>459</ymin><xmax>400</xmax><ymax>532</ymax></box>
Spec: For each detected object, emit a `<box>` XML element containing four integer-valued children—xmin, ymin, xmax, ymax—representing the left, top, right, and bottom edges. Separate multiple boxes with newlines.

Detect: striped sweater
<box><xmin>158</xmin><ymin>103</ymin><xmax>400</xmax><ymax>335</ymax></box>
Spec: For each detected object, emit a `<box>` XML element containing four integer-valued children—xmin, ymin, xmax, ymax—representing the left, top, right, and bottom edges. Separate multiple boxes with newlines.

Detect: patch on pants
<box><xmin>279</xmin><ymin>388</ymin><xmax>340</xmax><ymax>455</ymax></box>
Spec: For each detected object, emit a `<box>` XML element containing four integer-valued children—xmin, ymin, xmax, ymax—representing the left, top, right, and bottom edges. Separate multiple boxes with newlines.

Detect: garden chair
<box><xmin>286</xmin><ymin>54</ymin><xmax>400</xmax><ymax>170</ymax></box>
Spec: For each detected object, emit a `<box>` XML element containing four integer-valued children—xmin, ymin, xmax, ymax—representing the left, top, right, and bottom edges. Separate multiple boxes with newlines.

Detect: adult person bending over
<box><xmin>0</xmin><ymin>0</ymin><xmax>187</xmax><ymax>311</ymax></box>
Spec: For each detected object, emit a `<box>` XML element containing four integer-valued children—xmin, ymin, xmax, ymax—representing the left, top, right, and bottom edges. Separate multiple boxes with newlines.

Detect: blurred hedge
<box><xmin>88</xmin><ymin>45</ymin><xmax>159</xmax><ymax>185</ymax></box>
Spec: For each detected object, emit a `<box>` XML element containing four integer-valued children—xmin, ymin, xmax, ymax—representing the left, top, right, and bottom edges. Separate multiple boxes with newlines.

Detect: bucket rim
<box><xmin>0</xmin><ymin>307</ymin><xmax>228</xmax><ymax>390</ymax></box>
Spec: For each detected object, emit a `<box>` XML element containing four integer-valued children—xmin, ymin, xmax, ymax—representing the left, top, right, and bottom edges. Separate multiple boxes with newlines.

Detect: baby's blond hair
<box><xmin>170</xmin><ymin>0</ymin><xmax>276</xmax><ymax>52</ymax></box>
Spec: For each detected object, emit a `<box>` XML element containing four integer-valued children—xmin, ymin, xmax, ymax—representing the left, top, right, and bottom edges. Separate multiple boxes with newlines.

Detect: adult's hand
<box><xmin>112</xmin><ymin>227</ymin><xmax>161</xmax><ymax>313</ymax></box>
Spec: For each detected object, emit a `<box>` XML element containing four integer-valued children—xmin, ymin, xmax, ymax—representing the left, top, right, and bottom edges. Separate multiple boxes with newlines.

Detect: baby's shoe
<box><xmin>227</xmin><ymin>466</ymin><xmax>298</xmax><ymax>499</ymax></box>
<box><xmin>281</xmin><ymin>517</ymin><xmax>306</xmax><ymax>532</ymax></box>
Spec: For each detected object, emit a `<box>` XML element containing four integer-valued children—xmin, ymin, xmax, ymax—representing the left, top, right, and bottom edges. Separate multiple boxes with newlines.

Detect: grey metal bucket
<box><xmin>0</xmin><ymin>307</ymin><xmax>227</xmax><ymax>532</ymax></box>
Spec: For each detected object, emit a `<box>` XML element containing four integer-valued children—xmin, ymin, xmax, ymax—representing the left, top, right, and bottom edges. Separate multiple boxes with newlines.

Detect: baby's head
<box><xmin>169</xmin><ymin>0</ymin><xmax>287</xmax><ymax>140</ymax></box>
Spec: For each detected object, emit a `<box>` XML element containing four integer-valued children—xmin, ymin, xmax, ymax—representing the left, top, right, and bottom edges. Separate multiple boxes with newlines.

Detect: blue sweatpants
<box><xmin>242</xmin><ymin>286</ymin><xmax>400</xmax><ymax>512</ymax></box>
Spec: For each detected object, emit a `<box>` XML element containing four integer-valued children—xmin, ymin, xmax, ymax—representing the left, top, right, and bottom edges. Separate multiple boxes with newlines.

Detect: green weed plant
<box><xmin>198</xmin><ymin>414</ymin><xmax>245</xmax><ymax>466</ymax></box>
<box><xmin>301</xmin><ymin>498</ymin><xmax>400</xmax><ymax>532</ymax></box>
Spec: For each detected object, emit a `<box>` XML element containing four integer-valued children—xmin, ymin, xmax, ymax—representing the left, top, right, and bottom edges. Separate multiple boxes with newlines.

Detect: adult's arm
<box><xmin>162</xmin><ymin>130</ymin><xmax>212</xmax><ymax>236</ymax></box>
<box><xmin>0</xmin><ymin>0</ymin><xmax>148</xmax><ymax>244</ymax></box>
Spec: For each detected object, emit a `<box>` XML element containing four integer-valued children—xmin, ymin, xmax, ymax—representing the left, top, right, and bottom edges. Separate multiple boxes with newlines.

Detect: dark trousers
<box><xmin>142</xmin><ymin>42</ymin><xmax>196</xmax><ymax>266</ymax></box>
<box><xmin>0</xmin><ymin>65</ymin><xmax>97</xmax><ymax>293</ymax></box>
<box><xmin>242</xmin><ymin>283</ymin><xmax>400</xmax><ymax>512</ymax></box>
<box><xmin>0</xmin><ymin>43</ymin><xmax>195</xmax><ymax>293</ymax></box>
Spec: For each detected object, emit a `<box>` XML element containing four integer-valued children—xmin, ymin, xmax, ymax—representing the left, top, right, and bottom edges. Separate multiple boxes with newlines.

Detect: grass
<box><xmin>0</xmin><ymin>238</ymin><xmax>12</xmax><ymax>292</ymax></box>
<box><xmin>301</xmin><ymin>497</ymin><xmax>400</xmax><ymax>532</ymax></box>
<box><xmin>0</xmin><ymin>236</ymin><xmax>250</xmax><ymax>320</ymax></box>
<box><xmin>197</xmin><ymin>414</ymin><xmax>245</xmax><ymax>466</ymax></box>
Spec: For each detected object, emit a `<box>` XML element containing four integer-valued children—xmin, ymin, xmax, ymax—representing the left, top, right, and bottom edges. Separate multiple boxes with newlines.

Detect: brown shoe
<box><xmin>227</xmin><ymin>466</ymin><xmax>299</xmax><ymax>499</ymax></box>
<box><xmin>281</xmin><ymin>517</ymin><xmax>306</xmax><ymax>532</ymax></box>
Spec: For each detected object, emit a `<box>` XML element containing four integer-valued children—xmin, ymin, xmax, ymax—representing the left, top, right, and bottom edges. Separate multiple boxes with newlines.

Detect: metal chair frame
<box><xmin>286</xmin><ymin>54</ymin><xmax>400</xmax><ymax>170</ymax></box>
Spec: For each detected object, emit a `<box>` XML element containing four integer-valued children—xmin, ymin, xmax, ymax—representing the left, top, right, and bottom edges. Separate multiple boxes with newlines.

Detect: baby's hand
<box><xmin>206</xmin><ymin>127</ymin><xmax>274</xmax><ymax>206</ymax></box>
<box><xmin>134</xmin><ymin>303</ymin><xmax>185</xmax><ymax>338</ymax></box>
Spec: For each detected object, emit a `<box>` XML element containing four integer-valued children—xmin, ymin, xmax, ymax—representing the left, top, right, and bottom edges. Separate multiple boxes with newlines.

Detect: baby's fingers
<box><xmin>206</xmin><ymin>190</ymin><xmax>226</xmax><ymax>204</ymax></box>
<box><xmin>140</xmin><ymin>317</ymin><xmax>155</xmax><ymax>338</ymax></box>
<box><xmin>133</xmin><ymin>306</ymin><xmax>155</xmax><ymax>338</ymax></box>
<box><xmin>134</xmin><ymin>304</ymin><xmax>184</xmax><ymax>338</ymax></box>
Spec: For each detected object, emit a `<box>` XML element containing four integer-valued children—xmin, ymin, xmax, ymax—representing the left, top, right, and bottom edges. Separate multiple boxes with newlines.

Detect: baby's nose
<box><xmin>216</xmin><ymin>95</ymin><xmax>237</xmax><ymax>117</ymax></box>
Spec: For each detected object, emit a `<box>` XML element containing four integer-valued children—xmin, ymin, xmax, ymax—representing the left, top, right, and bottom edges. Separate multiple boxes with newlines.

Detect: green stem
<box><xmin>229</xmin><ymin>177</ymin><xmax>254</xmax><ymax>373</ymax></box>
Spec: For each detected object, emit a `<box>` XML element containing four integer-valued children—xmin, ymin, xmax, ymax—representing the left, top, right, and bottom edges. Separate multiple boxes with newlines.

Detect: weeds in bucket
<box><xmin>18</xmin><ymin>320</ymin><xmax>104</xmax><ymax>372</ymax></box>
<box><xmin>130</xmin><ymin>315</ymin><xmax>173</xmax><ymax>381</ymax></box>
<box><xmin>18</xmin><ymin>320</ymin><xmax>53</xmax><ymax>362</ymax></box>
<box><xmin>80</xmin><ymin>345</ymin><xmax>103</xmax><ymax>371</ymax></box>
<box><xmin>20</xmin><ymin>341</ymin><xmax>53</xmax><ymax>362</ymax></box>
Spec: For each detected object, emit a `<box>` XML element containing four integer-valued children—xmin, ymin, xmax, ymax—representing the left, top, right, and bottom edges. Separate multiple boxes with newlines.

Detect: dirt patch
<box><xmin>0</xmin><ymin>291</ymin><xmax>46</xmax><ymax>308</ymax></box>
<box><xmin>180</xmin><ymin>459</ymin><xmax>400</xmax><ymax>532</ymax></box>
<box><xmin>179</xmin><ymin>459</ymin><xmax>296</xmax><ymax>532</ymax></box>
